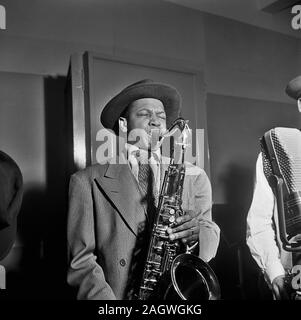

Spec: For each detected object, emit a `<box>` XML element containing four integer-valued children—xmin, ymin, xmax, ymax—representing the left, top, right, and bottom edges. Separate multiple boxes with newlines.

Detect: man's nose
<box><xmin>149</xmin><ymin>113</ymin><xmax>161</xmax><ymax>127</ymax></box>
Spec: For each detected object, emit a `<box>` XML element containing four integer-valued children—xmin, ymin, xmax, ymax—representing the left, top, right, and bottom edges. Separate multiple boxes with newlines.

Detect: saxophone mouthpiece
<box><xmin>150</xmin><ymin>128</ymin><xmax>163</xmax><ymax>150</ymax></box>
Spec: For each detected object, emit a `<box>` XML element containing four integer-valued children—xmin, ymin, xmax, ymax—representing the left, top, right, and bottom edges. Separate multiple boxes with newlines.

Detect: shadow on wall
<box><xmin>221</xmin><ymin>163</ymin><xmax>254</xmax><ymax>244</ymax></box>
<box><xmin>5</xmin><ymin>76</ymin><xmax>75</xmax><ymax>299</ymax></box>
<box><xmin>211</xmin><ymin>163</ymin><xmax>272</xmax><ymax>300</ymax></box>
<box><xmin>43</xmin><ymin>76</ymin><xmax>74</xmax><ymax>299</ymax></box>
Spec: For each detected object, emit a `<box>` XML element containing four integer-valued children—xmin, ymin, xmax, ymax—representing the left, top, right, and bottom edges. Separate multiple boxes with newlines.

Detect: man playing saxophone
<box><xmin>67</xmin><ymin>79</ymin><xmax>220</xmax><ymax>300</ymax></box>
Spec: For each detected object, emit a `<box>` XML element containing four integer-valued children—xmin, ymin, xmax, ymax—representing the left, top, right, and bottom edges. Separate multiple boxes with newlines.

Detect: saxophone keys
<box><xmin>140</xmin><ymin>286</ymin><xmax>154</xmax><ymax>291</ymax></box>
<box><xmin>154</xmin><ymin>245</ymin><xmax>163</xmax><ymax>253</ymax></box>
<box><xmin>169</xmin><ymin>208</ymin><xmax>175</xmax><ymax>215</ymax></box>
<box><xmin>145</xmin><ymin>278</ymin><xmax>157</xmax><ymax>283</ymax></box>
<box><xmin>176</xmin><ymin>209</ymin><xmax>183</xmax><ymax>216</ymax></box>
<box><xmin>152</xmin><ymin>269</ymin><xmax>161</xmax><ymax>275</ymax></box>
<box><xmin>147</xmin><ymin>261</ymin><xmax>161</xmax><ymax>266</ymax></box>
<box><xmin>169</xmin><ymin>215</ymin><xmax>175</xmax><ymax>223</ymax></box>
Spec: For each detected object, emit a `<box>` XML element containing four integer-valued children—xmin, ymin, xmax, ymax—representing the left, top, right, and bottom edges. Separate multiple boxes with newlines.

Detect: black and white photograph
<box><xmin>0</xmin><ymin>0</ymin><xmax>301</xmax><ymax>317</ymax></box>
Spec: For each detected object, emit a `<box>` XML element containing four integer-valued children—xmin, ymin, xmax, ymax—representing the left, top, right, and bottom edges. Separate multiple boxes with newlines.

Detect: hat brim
<box><xmin>285</xmin><ymin>76</ymin><xmax>301</xmax><ymax>100</ymax></box>
<box><xmin>101</xmin><ymin>82</ymin><xmax>181</xmax><ymax>130</ymax></box>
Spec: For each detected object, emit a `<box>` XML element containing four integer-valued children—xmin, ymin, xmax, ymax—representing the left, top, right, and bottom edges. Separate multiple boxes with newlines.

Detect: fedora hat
<box><xmin>0</xmin><ymin>151</ymin><xmax>23</xmax><ymax>261</ymax></box>
<box><xmin>285</xmin><ymin>75</ymin><xmax>301</xmax><ymax>100</ymax></box>
<box><xmin>100</xmin><ymin>79</ymin><xmax>181</xmax><ymax>130</ymax></box>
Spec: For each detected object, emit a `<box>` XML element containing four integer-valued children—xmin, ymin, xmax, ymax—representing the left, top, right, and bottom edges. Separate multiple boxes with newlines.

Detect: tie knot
<box><xmin>134</xmin><ymin>149</ymin><xmax>160</xmax><ymax>166</ymax></box>
<box><xmin>135</xmin><ymin>150</ymin><xmax>149</xmax><ymax>165</ymax></box>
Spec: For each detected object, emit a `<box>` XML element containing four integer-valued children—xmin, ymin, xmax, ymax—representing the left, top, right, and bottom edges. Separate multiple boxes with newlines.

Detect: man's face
<box><xmin>124</xmin><ymin>98</ymin><xmax>167</xmax><ymax>150</ymax></box>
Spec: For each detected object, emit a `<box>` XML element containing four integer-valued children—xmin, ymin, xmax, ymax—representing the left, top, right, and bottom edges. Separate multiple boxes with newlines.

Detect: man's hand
<box><xmin>272</xmin><ymin>275</ymin><xmax>290</xmax><ymax>300</ymax></box>
<box><xmin>166</xmin><ymin>210</ymin><xmax>200</xmax><ymax>245</ymax></box>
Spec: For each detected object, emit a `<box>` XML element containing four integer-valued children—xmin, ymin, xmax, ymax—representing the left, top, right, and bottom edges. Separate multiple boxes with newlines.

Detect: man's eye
<box><xmin>159</xmin><ymin>114</ymin><xmax>166</xmax><ymax>119</ymax></box>
<box><xmin>137</xmin><ymin>112</ymin><xmax>149</xmax><ymax>117</ymax></box>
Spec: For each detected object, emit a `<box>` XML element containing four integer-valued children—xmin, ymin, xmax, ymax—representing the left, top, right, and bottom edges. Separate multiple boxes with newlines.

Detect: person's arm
<box><xmin>194</xmin><ymin>170</ymin><xmax>220</xmax><ymax>262</ymax></box>
<box><xmin>167</xmin><ymin>168</ymin><xmax>220</xmax><ymax>262</ymax></box>
<box><xmin>67</xmin><ymin>174</ymin><xmax>116</xmax><ymax>300</ymax></box>
<box><xmin>246</xmin><ymin>153</ymin><xmax>285</xmax><ymax>287</ymax></box>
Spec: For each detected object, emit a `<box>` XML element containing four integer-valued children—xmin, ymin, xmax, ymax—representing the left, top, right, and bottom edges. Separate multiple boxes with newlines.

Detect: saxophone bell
<box><xmin>169</xmin><ymin>253</ymin><xmax>221</xmax><ymax>300</ymax></box>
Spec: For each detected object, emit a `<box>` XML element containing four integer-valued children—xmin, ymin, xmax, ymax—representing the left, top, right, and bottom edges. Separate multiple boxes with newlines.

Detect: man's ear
<box><xmin>298</xmin><ymin>98</ymin><xmax>301</xmax><ymax>113</ymax></box>
<box><xmin>118</xmin><ymin>117</ymin><xmax>127</xmax><ymax>133</ymax></box>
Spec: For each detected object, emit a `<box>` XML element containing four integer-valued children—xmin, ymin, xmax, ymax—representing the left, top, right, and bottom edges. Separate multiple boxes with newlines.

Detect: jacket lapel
<box><xmin>95</xmin><ymin>162</ymin><xmax>146</xmax><ymax>237</ymax></box>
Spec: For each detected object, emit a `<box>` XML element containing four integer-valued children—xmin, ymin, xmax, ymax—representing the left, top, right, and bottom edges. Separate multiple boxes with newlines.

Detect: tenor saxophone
<box><xmin>137</xmin><ymin>118</ymin><xmax>221</xmax><ymax>300</ymax></box>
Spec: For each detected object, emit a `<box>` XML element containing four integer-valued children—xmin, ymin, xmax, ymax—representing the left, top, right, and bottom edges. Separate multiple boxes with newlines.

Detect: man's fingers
<box><xmin>175</xmin><ymin>213</ymin><xmax>192</xmax><ymax>224</ymax></box>
<box><xmin>169</xmin><ymin>220</ymin><xmax>195</xmax><ymax>233</ymax></box>
<box><xmin>272</xmin><ymin>276</ymin><xmax>290</xmax><ymax>300</ymax></box>
<box><xmin>165</xmin><ymin>211</ymin><xmax>200</xmax><ymax>244</ymax></box>
<box><xmin>168</xmin><ymin>227</ymin><xmax>198</xmax><ymax>242</ymax></box>
<box><xmin>273</xmin><ymin>286</ymin><xmax>281</xmax><ymax>300</ymax></box>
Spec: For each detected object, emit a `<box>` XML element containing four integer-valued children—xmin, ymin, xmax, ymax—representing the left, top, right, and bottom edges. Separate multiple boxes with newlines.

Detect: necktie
<box><xmin>138</xmin><ymin>161</ymin><xmax>158</xmax><ymax>224</ymax></box>
<box><xmin>138</xmin><ymin>163</ymin><xmax>152</xmax><ymax>196</ymax></box>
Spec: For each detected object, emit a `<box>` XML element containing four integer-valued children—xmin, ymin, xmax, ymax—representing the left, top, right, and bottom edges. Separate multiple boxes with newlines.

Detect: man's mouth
<box><xmin>148</xmin><ymin>129</ymin><xmax>163</xmax><ymax>150</ymax></box>
<box><xmin>148</xmin><ymin>128</ymin><xmax>165</xmax><ymax>138</ymax></box>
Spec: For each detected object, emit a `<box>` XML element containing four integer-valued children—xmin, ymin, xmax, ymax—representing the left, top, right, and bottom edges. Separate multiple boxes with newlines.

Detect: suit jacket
<box><xmin>67</xmin><ymin>159</ymin><xmax>220</xmax><ymax>300</ymax></box>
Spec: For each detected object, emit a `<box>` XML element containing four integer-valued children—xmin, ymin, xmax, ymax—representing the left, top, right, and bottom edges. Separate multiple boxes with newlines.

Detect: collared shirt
<box><xmin>246</xmin><ymin>153</ymin><xmax>292</xmax><ymax>286</ymax></box>
<box><xmin>124</xmin><ymin>144</ymin><xmax>161</xmax><ymax>195</ymax></box>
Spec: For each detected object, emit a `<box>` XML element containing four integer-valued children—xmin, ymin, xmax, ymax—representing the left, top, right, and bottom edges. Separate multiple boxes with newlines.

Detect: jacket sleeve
<box><xmin>194</xmin><ymin>170</ymin><xmax>220</xmax><ymax>262</ymax></box>
<box><xmin>67</xmin><ymin>174</ymin><xmax>116</xmax><ymax>300</ymax></box>
<box><xmin>246</xmin><ymin>153</ymin><xmax>285</xmax><ymax>285</ymax></box>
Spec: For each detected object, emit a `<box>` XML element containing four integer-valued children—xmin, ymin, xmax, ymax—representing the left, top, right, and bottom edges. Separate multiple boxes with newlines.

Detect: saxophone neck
<box><xmin>159</xmin><ymin>118</ymin><xmax>190</xmax><ymax>163</ymax></box>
